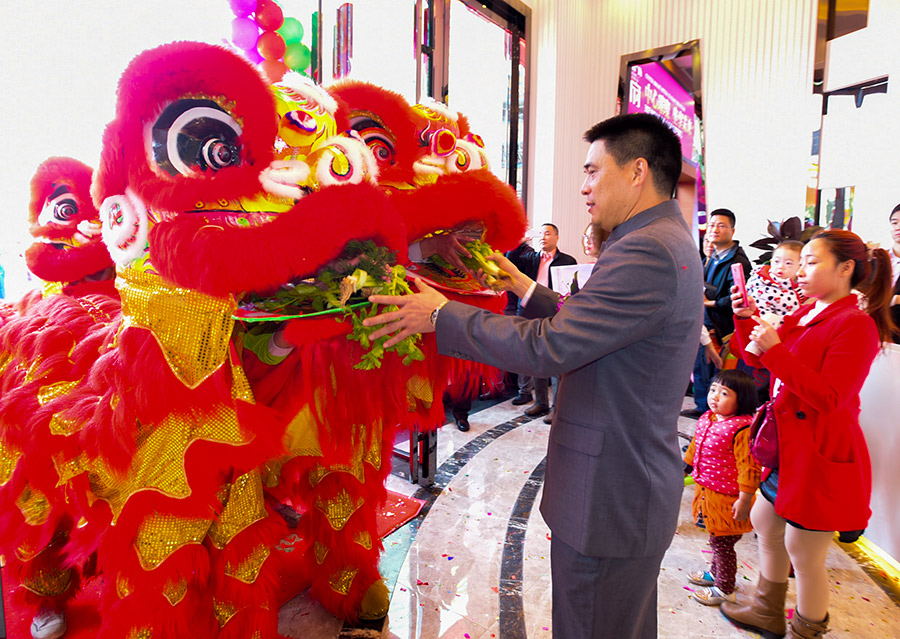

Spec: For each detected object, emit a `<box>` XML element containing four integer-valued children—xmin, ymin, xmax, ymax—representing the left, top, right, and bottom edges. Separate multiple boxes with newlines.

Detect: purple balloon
<box><xmin>229</xmin><ymin>0</ymin><xmax>257</xmax><ymax>18</ymax></box>
<box><xmin>231</xmin><ymin>16</ymin><xmax>260</xmax><ymax>50</ymax></box>
<box><xmin>243</xmin><ymin>47</ymin><xmax>264</xmax><ymax>65</ymax></box>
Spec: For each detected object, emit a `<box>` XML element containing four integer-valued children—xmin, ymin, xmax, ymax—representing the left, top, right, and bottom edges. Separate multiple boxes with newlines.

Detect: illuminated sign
<box><xmin>627</xmin><ymin>61</ymin><xmax>696</xmax><ymax>165</ymax></box>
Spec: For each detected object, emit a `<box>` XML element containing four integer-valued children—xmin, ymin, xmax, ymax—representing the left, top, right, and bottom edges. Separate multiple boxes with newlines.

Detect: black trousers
<box><xmin>551</xmin><ymin>536</ymin><xmax>664</xmax><ymax>639</ymax></box>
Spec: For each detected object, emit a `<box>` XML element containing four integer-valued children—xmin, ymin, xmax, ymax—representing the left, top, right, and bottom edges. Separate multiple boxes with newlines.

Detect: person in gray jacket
<box><xmin>363</xmin><ymin>113</ymin><xmax>703</xmax><ymax>639</ymax></box>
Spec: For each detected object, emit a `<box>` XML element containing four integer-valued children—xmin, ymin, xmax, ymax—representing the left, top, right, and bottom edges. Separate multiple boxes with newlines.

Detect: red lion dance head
<box><xmin>25</xmin><ymin>157</ymin><xmax>115</xmax><ymax>296</ymax></box>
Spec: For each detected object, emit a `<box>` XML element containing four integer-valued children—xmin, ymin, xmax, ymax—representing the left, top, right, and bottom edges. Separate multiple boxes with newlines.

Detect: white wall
<box><xmin>522</xmin><ymin>0</ymin><xmax>820</xmax><ymax>264</ymax></box>
<box><xmin>0</xmin><ymin>1</ymin><xmax>230</xmax><ymax>299</ymax></box>
<box><xmin>817</xmin><ymin>0</ymin><xmax>900</xmax><ymax>249</ymax></box>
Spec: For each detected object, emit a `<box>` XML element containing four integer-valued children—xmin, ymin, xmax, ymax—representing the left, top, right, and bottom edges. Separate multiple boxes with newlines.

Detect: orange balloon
<box><xmin>257</xmin><ymin>31</ymin><xmax>286</xmax><ymax>60</ymax></box>
<box><xmin>255</xmin><ymin>0</ymin><xmax>284</xmax><ymax>31</ymax></box>
<box><xmin>260</xmin><ymin>59</ymin><xmax>288</xmax><ymax>82</ymax></box>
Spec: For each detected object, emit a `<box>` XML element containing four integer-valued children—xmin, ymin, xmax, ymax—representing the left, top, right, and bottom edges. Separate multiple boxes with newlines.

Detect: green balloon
<box><xmin>285</xmin><ymin>42</ymin><xmax>311</xmax><ymax>72</ymax></box>
<box><xmin>278</xmin><ymin>17</ymin><xmax>304</xmax><ymax>45</ymax></box>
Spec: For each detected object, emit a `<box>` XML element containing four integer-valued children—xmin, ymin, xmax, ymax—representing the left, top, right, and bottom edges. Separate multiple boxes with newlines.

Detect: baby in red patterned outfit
<box><xmin>746</xmin><ymin>240</ymin><xmax>807</xmax><ymax>325</ymax></box>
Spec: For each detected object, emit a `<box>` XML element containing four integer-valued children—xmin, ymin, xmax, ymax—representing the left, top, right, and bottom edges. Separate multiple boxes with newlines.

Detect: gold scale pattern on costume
<box><xmin>38</xmin><ymin>380</ymin><xmax>85</xmax><ymax>436</ymax></box>
<box><xmin>314</xmin><ymin>489</ymin><xmax>365</xmax><ymax>531</ymax></box>
<box><xmin>214</xmin><ymin>598</ymin><xmax>239</xmax><ymax>627</ymax></box>
<box><xmin>208</xmin><ymin>469</ymin><xmax>268</xmax><ymax>550</ymax></box>
<box><xmin>224</xmin><ymin>543</ymin><xmax>271</xmax><ymax>584</ymax></box>
<box><xmin>117</xmin><ymin>268</ymin><xmax>237</xmax><ymax>389</ymax></box>
<box><xmin>52</xmin><ymin>452</ymin><xmax>86</xmax><ymax>487</ymax></box>
<box><xmin>308</xmin><ymin>420</ymin><xmax>383</xmax><ymax>487</ymax></box>
<box><xmin>16</xmin><ymin>484</ymin><xmax>51</xmax><ymax>526</ymax></box>
<box><xmin>0</xmin><ymin>438</ymin><xmax>22</xmax><ymax>487</ymax></box>
<box><xmin>406</xmin><ymin>374</ymin><xmax>435</xmax><ymax>410</ymax></box>
<box><xmin>20</xmin><ymin>562</ymin><xmax>72</xmax><ymax>597</ymax></box>
<box><xmin>162</xmin><ymin>577</ymin><xmax>189</xmax><ymax>606</ymax></box>
<box><xmin>88</xmin><ymin>403</ymin><xmax>253</xmax><ymax>523</ymax></box>
<box><xmin>134</xmin><ymin>513</ymin><xmax>212</xmax><ymax>571</ymax></box>
<box><xmin>329</xmin><ymin>567</ymin><xmax>359</xmax><ymax>596</ymax></box>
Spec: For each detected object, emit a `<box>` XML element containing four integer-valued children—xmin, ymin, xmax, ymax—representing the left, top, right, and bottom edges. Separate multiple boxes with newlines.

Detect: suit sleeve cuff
<box><xmin>519</xmin><ymin>281</ymin><xmax>538</xmax><ymax>308</ymax></box>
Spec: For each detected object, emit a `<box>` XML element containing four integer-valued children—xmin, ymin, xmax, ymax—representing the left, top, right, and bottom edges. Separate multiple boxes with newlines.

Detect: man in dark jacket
<box><xmin>681</xmin><ymin>208</ymin><xmax>751</xmax><ymax>417</ymax></box>
<box><xmin>506</xmin><ymin>224</ymin><xmax>577</xmax><ymax>416</ymax></box>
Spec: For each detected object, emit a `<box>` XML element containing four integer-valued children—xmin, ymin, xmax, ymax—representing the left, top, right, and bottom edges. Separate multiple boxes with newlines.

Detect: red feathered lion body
<box><xmin>0</xmin><ymin>41</ymin><xmax>525</xmax><ymax>638</ymax></box>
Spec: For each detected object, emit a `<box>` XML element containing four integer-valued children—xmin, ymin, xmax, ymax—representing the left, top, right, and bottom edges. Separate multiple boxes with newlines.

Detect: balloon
<box><xmin>231</xmin><ymin>17</ymin><xmax>260</xmax><ymax>50</ymax></box>
<box><xmin>257</xmin><ymin>31</ymin><xmax>286</xmax><ymax>60</ymax></box>
<box><xmin>260</xmin><ymin>59</ymin><xmax>288</xmax><ymax>83</ymax></box>
<box><xmin>255</xmin><ymin>0</ymin><xmax>284</xmax><ymax>32</ymax></box>
<box><xmin>278</xmin><ymin>17</ymin><xmax>304</xmax><ymax>44</ymax></box>
<box><xmin>284</xmin><ymin>42</ymin><xmax>311</xmax><ymax>72</ymax></box>
<box><xmin>243</xmin><ymin>47</ymin><xmax>264</xmax><ymax>65</ymax></box>
<box><xmin>228</xmin><ymin>0</ymin><xmax>258</xmax><ymax>18</ymax></box>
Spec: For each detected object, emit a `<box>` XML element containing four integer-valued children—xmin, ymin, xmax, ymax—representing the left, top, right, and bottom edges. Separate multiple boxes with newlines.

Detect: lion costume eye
<box><xmin>150</xmin><ymin>99</ymin><xmax>242</xmax><ymax>177</ymax></box>
<box><xmin>37</xmin><ymin>186</ymin><xmax>80</xmax><ymax>226</ymax></box>
<box><xmin>348</xmin><ymin>116</ymin><xmax>396</xmax><ymax>169</ymax></box>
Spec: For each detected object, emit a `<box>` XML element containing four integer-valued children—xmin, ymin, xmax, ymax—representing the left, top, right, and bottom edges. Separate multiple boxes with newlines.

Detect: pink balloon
<box><xmin>229</xmin><ymin>0</ymin><xmax>258</xmax><ymax>18</ymax></box>
<box><xmin>231</xmin><ymin>16</ymin><xmax>260</xmax><ymax>50</ymax></box>
<box><xmin>243</xmin><ymin>47</ymin><xmax>263</xmax><ymax>65</ymax></box>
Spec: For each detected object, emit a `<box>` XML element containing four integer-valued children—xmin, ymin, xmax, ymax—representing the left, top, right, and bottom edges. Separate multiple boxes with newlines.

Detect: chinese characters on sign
<box><xmin>628</xmin><ymin>61</ymin><xmax>696</xmax><ymax>165</ymax></box>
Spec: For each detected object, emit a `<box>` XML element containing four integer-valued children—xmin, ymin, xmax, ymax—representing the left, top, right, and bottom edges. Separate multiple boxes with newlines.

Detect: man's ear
<box><xmin>632</xmin><ymin>157</ymin><xmax>650</xmax><ymax>187</ymax></box>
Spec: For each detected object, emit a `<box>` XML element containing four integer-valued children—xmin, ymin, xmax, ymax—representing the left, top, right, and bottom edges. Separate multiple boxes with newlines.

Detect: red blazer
<box><xmin>734</xmin><ymin>295</ymin><xmax>879</xmax><ymax>531</ymax></box>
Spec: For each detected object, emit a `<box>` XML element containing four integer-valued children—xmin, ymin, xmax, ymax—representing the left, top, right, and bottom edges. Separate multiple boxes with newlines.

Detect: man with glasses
<box><xmin>681</xmin><ymin>208</ymin><xmax>751</xmax><ymax>418</ymax></box>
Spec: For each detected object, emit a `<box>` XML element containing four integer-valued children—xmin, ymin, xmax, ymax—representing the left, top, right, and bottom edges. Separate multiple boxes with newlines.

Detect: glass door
<box><xmin>445</xmin><ymin>0</ymin><xmax>527</xmax><ymax>200</ymax></box>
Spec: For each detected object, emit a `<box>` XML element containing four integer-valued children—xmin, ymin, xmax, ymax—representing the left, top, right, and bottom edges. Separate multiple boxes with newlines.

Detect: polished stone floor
<box><xmin>278</xmin><ymin>397</ymin><xmax>900</xmax><ymax>638</ymax></box>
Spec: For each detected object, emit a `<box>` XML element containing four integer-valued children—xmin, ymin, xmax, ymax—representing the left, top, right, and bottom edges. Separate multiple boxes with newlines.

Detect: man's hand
<box><xmin>475</xmin><ymin>252</ymin><xmax>533</xmax><ymax>298</ymax></box>
<box><xmin>419</xmin><ymin>232</ymin><xmax>473</xmax><ymax>272</ymax></box>
<box><xmin>362</xmin><ymin>277</ymin><xmax>448</xmax><ymax>348</ymax></box>
<box><xmin>704</xmin><ymin>342</ymin><xmax>724</xmax><ymax>369</ymax></box>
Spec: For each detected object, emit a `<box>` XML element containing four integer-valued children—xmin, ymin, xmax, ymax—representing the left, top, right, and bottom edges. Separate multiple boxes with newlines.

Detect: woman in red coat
<box><xmin>720</xmin><ymin>230</ymin><xmax>895</xmax><ymax>639</ymax></box>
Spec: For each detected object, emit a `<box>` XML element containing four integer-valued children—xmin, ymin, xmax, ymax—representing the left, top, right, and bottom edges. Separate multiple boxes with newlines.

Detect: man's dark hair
<box><xmin>583</xmin><ymin>113</ymin><xmax>682</xmax><ymax>197</ymax></box>
<box><xmin>708</xmin><ymin>208</ymin><xmax>736</xmax><ymax>227</ymax></box>
<box><xmin>542</xmin><ymin>223</ymin><xmax>560</xmax><ymax>234</ymax></box>
<box><xmin>890</xmin><ymin>203</ymin><xmax>900</xmax><ymax>218</ymax></box>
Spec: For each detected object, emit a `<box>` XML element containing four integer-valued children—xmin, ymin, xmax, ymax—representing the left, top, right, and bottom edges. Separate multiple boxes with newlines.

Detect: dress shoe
<box><xmin>511</xmin><ymin>392</ymin><xmax>533</xmax><ymax>406</ymax></box>
<box><xmin>680</xmin><ymin>407</ymin><xmax>705</xmax><ymax>419</ymax></box>
<box><xmin>456</xmin><ymin>416</ymin><xmax>470</xmax><ymax>432</ymax></box>
<box><xmin>524</xmin><ymin>403</ymin><xmax>550</xmax><ymax>417</ymax></box>
<box><xmin>543</xmin><ymin>409</ymin><xmax>554</xmax><ymax>424</ymax></box>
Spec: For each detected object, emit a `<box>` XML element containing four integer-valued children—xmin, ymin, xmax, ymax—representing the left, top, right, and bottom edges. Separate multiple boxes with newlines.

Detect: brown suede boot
<box><xmin>720</xmin><ymin>575</ymin><xmax>788</xmax><ymax>638</ymax></box>
<box><xmin>787</xmin><ymin>610</ymin><xmax>829</xmax><ymax>638</ymax></box>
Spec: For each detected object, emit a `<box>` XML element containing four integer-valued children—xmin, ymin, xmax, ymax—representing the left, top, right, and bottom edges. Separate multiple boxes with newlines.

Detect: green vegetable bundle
<box><xmin>428</xmin><ymin>238</ymin><xmax>511</xmax><ymax>290</ymax></box>
<box><xmin>243</xmin><ymin>240</ymin><xmax>424</xmax><ymax>370</ymax></box>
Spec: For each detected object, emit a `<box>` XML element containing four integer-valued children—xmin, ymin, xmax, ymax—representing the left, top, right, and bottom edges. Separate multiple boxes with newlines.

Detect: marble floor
<box><xmin>278</xmin><ymin>397</ymin><xmax>900</xmax><ymax>638</ymax></box>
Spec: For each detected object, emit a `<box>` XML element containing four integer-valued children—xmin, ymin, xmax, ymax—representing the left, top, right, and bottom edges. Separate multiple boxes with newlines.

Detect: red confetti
<box><xmin>491</xmin><ymin>586</ymin><xmax>499</xmax><ymax>593</ymax></box>
<box><xmin>416</xmin><ymin>579</ymin><xmax>429</xmax><ymax>586</ymax></box>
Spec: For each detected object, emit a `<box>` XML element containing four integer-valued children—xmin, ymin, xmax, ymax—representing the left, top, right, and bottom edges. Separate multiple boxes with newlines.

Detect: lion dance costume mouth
<box><xmin>0</xmin><ymin>41</ymin><xmax>525</xmax><ymax>638</ymax></box>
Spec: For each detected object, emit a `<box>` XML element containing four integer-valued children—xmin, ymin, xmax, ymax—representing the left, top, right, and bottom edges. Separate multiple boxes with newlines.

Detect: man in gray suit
<box><xmin>363</xmin><ymin>113</ymin><xmax>703</xmax><ymax>639</ymax></box>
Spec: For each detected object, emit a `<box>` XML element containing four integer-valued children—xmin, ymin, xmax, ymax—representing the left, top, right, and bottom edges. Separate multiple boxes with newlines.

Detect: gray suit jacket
<box><xmin>437</xmin><ymin>200</ymin><xmax>702</xmax><ymax>558</ymax></box>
